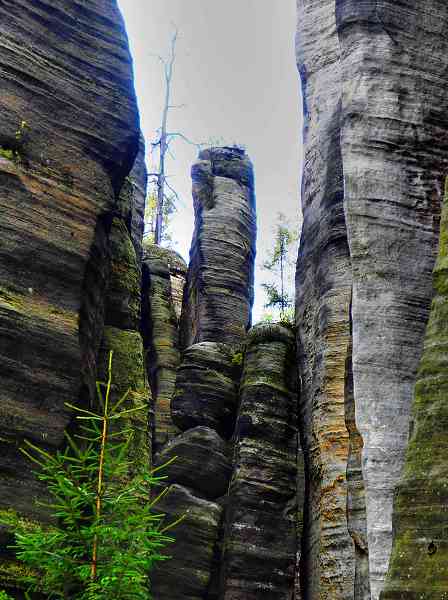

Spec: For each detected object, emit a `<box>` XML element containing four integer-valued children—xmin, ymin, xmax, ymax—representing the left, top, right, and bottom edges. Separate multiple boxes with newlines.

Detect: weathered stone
<box><xmin>104</xmin><ymin>217</ymin><xmax>141</xmax><ymax>331</ymax></box>
<box><xmin>142</xmin><ymin>245</ymin><xmax>184</xmax><ymax>451</ymax></box>
<box><xmin>295</xmin><ymin>1</ymin><xmax>357</xmax><ymax>596</ymax></box>
<box><xmin>180</xmin><ymin>146</ymin><xmax>256</xmax><ymax>348</ymax></box>
<box><xmin>336</xmin><ymin>3</ymin><xmax>448</xmax><ymax>597</ymax></box>
<box><xmin>220</xmin><ymin>323</ymin><xmax>298</xmax><ymax>600</ymax></box>
<box><xmin>98</xmin><ymin>327</ymin><xmax>151</xmax><ymax>474</ymax></box>
<box><xmin>0</xmin><ymin>0</ymin><xmax>140</xmax><ymax>523</ymax></box>
<box><xmin>171</xmin><ymin>342</ymin><xmax>240</xmax><ymax>439</ymax></box>
<box><xmin>154</xmin><ymin>426</ymin><xmax>232</xmax><ymax>500</ymax></box>
<box><xmin>381</xmin><ymin>185</ymin><xmax>448</xmax><ymax>599</ymax></box>
<box><xmin>296</xmin><ymin>1</ymin><xmax>448</xmax><ymax>597</ymax></box>
<box><xmin>151</xmin><ymin>484</ymin><xmax>222</xmax><ymax>600</ymax></box>
<box><xmin>0</xmin><ymin>2</ymin><xmax>146</xmax><ymax>593</ymax></box>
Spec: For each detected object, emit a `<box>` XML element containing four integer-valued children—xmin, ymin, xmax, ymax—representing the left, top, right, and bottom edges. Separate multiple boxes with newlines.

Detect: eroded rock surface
<box><xmin>382</xmin><ymin>186</ymin><xmax>448</xmax><ymax>599</ymax></box>
<box><xmin>0</xmin><ymin>0</ymin><xmax>145</xmax><ymax>591</ymax></box>
<box><xmin>171</xmin><ymin>342</ymin><xmax>240</xmax><ymax>439</ymax></box>
<box><xmin>180</xmin><ymin>146</ymin><xmax>256</xmax><ymax>348</ymax></box>
<box><xmin>151</xmin><ymin>484</ymin><xmax>223</xmax><ymax>600</ymax></box>
<box><xmin>154</xmin><ymin>427</ymin><xmax>232</xmax><ymax>500</ymax></box>
<box><xmin>295</xmin><ymin>1</ymin><xmax>356</xmax><ymax>597</ymax></box>
<box><xmin>142</xmin><ymin>244</ymin><xmax>186</xmax><ymax>450</ymax></box>
<box><xmin>220</xmin><ymin>324</ymin><xmax>299</xmax><ymax>600</ymax></box>
<box><xmin>296</xmin><ymin>1</ymin><xmax>448</xmax><ymax>597</ymax></box>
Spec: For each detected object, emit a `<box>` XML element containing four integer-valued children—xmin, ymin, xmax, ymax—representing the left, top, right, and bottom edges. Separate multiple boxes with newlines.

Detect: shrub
<box><xmin>13</xmin><ymin>352</ymin><xmax>181</xmax><ymax>599</ymax></box>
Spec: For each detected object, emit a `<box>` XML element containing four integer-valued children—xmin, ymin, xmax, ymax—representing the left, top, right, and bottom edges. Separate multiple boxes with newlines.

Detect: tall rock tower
<box><xmin>180</xmin><ymin>146</ymin><xmax>256</xmax><ymax>348</ymax></box>
<box><xmin>295</xmin><ymin>1</ymin><xmax>448</xmax><ymax>598</ymax></box>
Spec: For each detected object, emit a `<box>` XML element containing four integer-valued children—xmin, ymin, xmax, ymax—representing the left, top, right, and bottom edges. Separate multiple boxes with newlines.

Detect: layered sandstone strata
<box><xmin>296</xmin><ymin>0</ymin><xmax>448</xmax><ymax>598</ymax></box>
<box><xmin>180</xmin><ymin>146</ymin><xmax>256</xmax><ymax>348</ymax></box>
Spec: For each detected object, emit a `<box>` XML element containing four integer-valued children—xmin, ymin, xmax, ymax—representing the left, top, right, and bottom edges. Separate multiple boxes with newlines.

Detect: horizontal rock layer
<box><xmin>151</xmin><ymin>484</ymin><xmax>223</xmax><ymax>600</ymax></box>
<box><xmin>171</xmin><ymin>342</ymin><xmax>240</xmax><ymax>439</ymax></box>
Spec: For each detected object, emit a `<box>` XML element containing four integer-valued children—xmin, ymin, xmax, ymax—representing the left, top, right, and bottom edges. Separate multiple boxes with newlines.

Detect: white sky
<box><xmin>117</xmin><ymin>0</ymin><xmax>303</xmax><ymax>321</ymax></box>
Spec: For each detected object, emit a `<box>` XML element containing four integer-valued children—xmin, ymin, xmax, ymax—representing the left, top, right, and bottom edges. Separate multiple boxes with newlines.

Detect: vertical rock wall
<box><xmin>382</xmin><ymin>184</ymin><xmax>448</xmax><ymax>599</ymax></box>
<box><xmin>296</xmin><ymin>1</ymin><xmax>448</xmax><ymax>598</ymax></box>
<box><xmin>141</xmin><ymin>244</ymin><xmax>186</xmax><ymax>450</ymax></box>
<box><xmin>220</xmin><ymin>324</ymin><xmax>299</xmax><ymax>600</ymax></box>
<box><xmin>180</xmin><ymin>146</ymin><xmax>256</xmax><ymax>349</ymax></box>
<box><xmin>0</xmin><ymin>0</ymin><xmax>148</xmax><ymax>592</ymax></box>
<box><xmin>295</xmin><ymin>1</ymin><xmax>357</xmax><ymax>597</ymax></box>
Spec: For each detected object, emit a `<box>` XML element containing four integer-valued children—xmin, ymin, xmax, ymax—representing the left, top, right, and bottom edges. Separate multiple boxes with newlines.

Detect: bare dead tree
<box><xmin>152</xmin><ymin>29</ymin><xmax>177</xmax><ymax>245</ymax></box>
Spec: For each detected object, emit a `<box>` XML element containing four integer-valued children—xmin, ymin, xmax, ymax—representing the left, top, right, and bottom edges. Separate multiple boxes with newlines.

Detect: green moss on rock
<box><xmin>382</xmin><ymin>183</ymin><xmax>448</xmax><ymax>599</ymax></box>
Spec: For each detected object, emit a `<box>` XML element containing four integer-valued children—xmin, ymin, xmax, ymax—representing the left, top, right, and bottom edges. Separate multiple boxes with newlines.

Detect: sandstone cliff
<box><xmin>296</xmin><ymin>1</ymin><xmax>448</xmax><ymax>598</ymax></box>
<box><xmin>180</xmin><ymin>146</ymin><xmax>256</xmax><ymax>349</ymax></box>
<box><xmin>0</xmin><ymin>0</ymin><xmax>149</xmax><ymax>591</ymax></box>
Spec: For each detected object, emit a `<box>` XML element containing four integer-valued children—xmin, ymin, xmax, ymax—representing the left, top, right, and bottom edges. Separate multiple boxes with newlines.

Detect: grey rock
<box><xmin>154</xmin><ymin>426</ymin><xmax>232</xmax><ymax>500</ymax></box>
<box><xmin>337</xmin><ymin>2</ymin><xmax>448</xmax><ymax>597</ymax></box>
<box><xmin>171</xmin><ymin>342</ymin><xmax>240</xmax><ymax>438</ymax></box>
<box><xmin>142</xmin><ymin>245</ymin><xmax>184</xmax><ymax>450</ymax></box>
<box><xmin>151</xmin><ymin>484</ymin><xmax>223</xmax><ymax>600</ymax></box>
<box><xmin>180</xmin><ymin>146</ymin><xmax>256</xmax><ymax>348</ymax></box>
<box><xmin>295</xmin><ymin>0</ymin><xmax>357</xmax><ymax>597</ymax></box>
<box><xmin>220</xmin><ymin>323</ymin><xmax>299</xmax><ymax>600</ymax></box>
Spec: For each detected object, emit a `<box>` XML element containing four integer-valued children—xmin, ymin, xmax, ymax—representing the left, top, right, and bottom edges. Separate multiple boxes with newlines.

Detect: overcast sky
<box><xmin>117</xmin><ymin>0</ymin><xmax>302</xmax><ymax>320</ymax></box>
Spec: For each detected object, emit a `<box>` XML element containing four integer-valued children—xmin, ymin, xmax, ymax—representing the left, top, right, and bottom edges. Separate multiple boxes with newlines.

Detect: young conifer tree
<box><xmin>13</xmin><ymin>352</ymin><xmax>180</xmax><ymax>600</ymax></box>
<box><xmin>261</xmin><ymin>213</ymin><xmax>298</xmax><ymax>323</ymax></box>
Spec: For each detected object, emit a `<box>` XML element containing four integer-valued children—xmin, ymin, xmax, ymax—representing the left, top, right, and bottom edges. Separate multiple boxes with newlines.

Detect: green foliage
<box><xmin>0</xmin><ymin>590</ymin><xmax>14</xmax><ymax>600</ymax></box>
<box><xmin>231</xmin><ymin>352</ymin><xmax>243</xmax><ymax>366</ymax></box>
<box><xmin>261</xmin><ymin>213</ymin><xmax>298</xmax><ymax>321</ymax></box>
<box><xmin>13</xmin><ymin>352</ymin><xmax>180</xmax><ymax>600</ymax></box>
<box><xmin>144</xmin><ymin>189</ymin><xmax>176</xmax><ymax>246</ymax></box>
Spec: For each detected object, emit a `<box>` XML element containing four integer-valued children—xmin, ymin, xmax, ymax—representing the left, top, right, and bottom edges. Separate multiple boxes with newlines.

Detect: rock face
<box><xmin>151</xmin><ymin>484</ymin><xmax>223</xmax><ymax>600</ymax></box>
<box><xmin>382</xmin><ymin>185</ymin><xmax>448</xmax><ymax>599</ymax></box>
<box><xmin>141</xmin><ymin>244</ymin><xmax>186</xmax><ymax>450</ymax></box>
<box><xmin>296</xmin><ymin>1</ymin><xmax>448</xmax><ymax>598</ymax></box>
<box><xmin>0</xmin><ymin>0</ymin><xmax>148</xmax><ymax>592</ymax></box>
<box><xmin>171</xmin><ymin>342</ymin><xmax>240</xmax><ymax>439</ymax></box>
<box><xmin>180</xmin><ymin>146</ymin><xmax>256</xmax><ymax>348</ymax></box>
<box><xmin>220</xmin><ymin>324</ymin><xmax>299</xmax><ymax>600</ymax></box>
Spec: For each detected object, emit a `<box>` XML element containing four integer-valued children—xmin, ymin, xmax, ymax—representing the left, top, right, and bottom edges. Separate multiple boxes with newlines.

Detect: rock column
<box><xmin>141</xmin><ymin>244</ymin><xmax>186</xmax><ymax>450</ymax></box>
<box><xmin>220</xmin><ymin>324</ymin><xmax>299</xmax><ymax>600</ymax></box>
<box><xmin>180</xmin><ymin>146</ymin><xmax>256</xmax><ymax>349</ymax></box>
<box><xmin>382</xmin><ymin>184</ymin><xmax>448</xmax><ymax>599</ymax></box>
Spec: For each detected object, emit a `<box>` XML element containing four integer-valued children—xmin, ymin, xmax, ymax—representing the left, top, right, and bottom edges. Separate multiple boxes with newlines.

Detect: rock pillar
<box><xmin>180</xmin><ymin>146</ymin><xmax>256</xmax><ymax>349</ymax></box>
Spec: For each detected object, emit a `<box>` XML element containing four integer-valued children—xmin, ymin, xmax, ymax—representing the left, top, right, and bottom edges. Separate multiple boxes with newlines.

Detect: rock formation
<box><xmin>141</xmin><ymin>244</ymin><xmax>186</xmax><ymax>450</ymax></box>
<box><xmin>381</xmin><ymin>185</ymin><xmax>448</xmax><ymax>599</ymax></box>
<box><xmin>0</xmin><ymin>0</ymin><xmax>149</xmax><ymax>591</ymax></box>
<box><xmin>220</xmin><ymin>323</ymin><xmax>300</xmax><ymax>600</ymax></box>
<box><xmin>180</xmin><ymin>146</ymin><xmax>256</xmax><ymax>349</ymax></box>
<box><xmin>296</xmin><ymin>0</ymin><xmax>448</xmax><ymax>598</ymax></box>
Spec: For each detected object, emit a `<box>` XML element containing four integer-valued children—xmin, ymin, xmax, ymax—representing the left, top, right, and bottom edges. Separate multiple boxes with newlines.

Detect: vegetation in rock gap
<box><xmin>261</xmin><ymin>213</ymin><xmax>298</xmax><ymax>324</ymax></box>
<box><xmin>12</xmin><ymin>353</ymin><xmax>181</xmax><ymax>600</ymax></box>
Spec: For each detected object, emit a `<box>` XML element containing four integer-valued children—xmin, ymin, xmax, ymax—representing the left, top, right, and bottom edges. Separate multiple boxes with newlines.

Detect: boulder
<box><xmin>171</xmin><ymin>342</ymin><xmax>240</xmax><ymax>438</ymax></box>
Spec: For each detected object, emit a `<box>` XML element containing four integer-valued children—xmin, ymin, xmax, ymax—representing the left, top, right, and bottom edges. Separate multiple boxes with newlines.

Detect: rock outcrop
<box><xmin>141</xmin><ymin>244</ymin><xmax>186</xmax><ymax>450</ymax></box>
<box><xmin>296</xmin><ymin>1</ymin><xmax>448</xmax><ymax>598</ymax></box>
<box><xmin>171</xmin><ymin>342</ymin><xmax>240</xmax><ymax>439</ymax></box>
<box><xmin>0</xmin><ymin>0</ymin><xmax>148</xmax><ymax>592</ymax></box>
<box><xmin>180</xmin><ymin>146</ymin><xmax>256</xmax><ymax>349</ymax></box>
<box><xmin>382</xmin><ymin>184</ymin><xmax>448</xmax><ymax>599</ymax></box>
<box><xmin>220</xmin><ymin>324</ymin><xmax>300</xmax><ymax>600</ymax></box>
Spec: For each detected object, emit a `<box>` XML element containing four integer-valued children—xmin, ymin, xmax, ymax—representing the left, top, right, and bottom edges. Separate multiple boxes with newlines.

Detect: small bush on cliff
<box><xmin>13</xmin><ymin>352</ymin><xmax>181</xmax><ymax>600</ymax></box>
